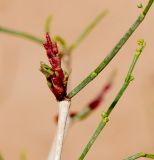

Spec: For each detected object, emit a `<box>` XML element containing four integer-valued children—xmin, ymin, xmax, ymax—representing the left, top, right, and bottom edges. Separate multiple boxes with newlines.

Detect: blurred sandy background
<box><xmin>0</xmin><ymin>0</ymin><xmax>154</xmax><ymax>159</ymax></box>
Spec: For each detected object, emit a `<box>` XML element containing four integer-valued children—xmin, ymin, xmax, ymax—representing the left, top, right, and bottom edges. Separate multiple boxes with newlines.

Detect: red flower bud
<box><xmin>88</xmin><ymin>82</ymin><xmax>112</xmax><ymax>110</ymax></box>
<box><xmin>42</xmin><ymin>33</ymin><xmax>68</xmax><ymax>101</ymax></box>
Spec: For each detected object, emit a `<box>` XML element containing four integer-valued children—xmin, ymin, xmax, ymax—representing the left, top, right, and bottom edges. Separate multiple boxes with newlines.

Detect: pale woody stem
<box><xmin>48</xmin><ymin>100</ymin><xmax>71</xmax><ymax>160</ymax></box>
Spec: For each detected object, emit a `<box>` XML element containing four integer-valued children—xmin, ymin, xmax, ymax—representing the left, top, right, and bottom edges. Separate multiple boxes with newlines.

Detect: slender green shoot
<box><xmin>53</xmin><ymin>35</ymin><xmax>67</xmax><ymax>48</ymax></box>
<box><xmin>78</xmin><ymin>40</ymin><xmax>146</xmax><ymax>160</ymax></box>
<box><xmin>67</xmin><ymin>0</ymin><xmax>154</xmax><ymax>99</ymax></box>
<box><xmin>124</xmin><ymin>152</ymin><xmax>154</xmax><ymax>160</ymax></box>
<box><xmin>20</xmin><ymin>151</ymin><xmax>28</xmax><ymax>160</ymax></box>
<box><xmin>0</xmin><ymin>153</ymin><xmax>4</xmax><ymax>160</ymax></box>
<box><xmin>68</xmin><ymin>9</ymin><xmax>108</xmax><ymax>52</ymax></box>
<box><xmin>44</xmin><ymin>15</ymin><xmax>52</xmax><ymax>33</ymax></box>
<box><xmin>0</xmin><ymin>26</ymin><xmax>43</xmax><ymax>44</ymax></box>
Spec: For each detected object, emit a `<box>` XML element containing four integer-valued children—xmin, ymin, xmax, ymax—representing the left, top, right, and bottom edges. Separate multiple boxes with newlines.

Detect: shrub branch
<box><xmin>0</xmin><ymin>26</ymin><xmax>43</xmax><ymax>44</ymax></box>
<box><xmin>78</xmin><ymin>40</ymin><xmax>146</xmax><ymax>160</ymax></box>
<box><xmin>67</xmin><ymin>0</ymin><xmax>154</xmax><ymax>99</ymax></box>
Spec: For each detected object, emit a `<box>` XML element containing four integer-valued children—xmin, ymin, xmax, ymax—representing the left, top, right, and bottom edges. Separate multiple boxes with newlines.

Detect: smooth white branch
<box><xmin>48</xmin><ymin>100</ymin><xmax>71</xmax><ymax>160</ymax></box>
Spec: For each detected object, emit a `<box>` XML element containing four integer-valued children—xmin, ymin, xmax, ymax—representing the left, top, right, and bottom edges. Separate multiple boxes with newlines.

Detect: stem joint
<box><xmin>101</xmin><ymin>112</ymin><xmax>109</xmax><ymax>123</ymax></box>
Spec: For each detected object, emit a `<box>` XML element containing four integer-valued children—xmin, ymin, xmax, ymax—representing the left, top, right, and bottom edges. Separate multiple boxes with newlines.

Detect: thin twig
<box><xmin>0</xmin><ymin>26</ymin><xmax>43</xmax><ymax>44</ymax></box>
<box><xmin>0</xmin><ymin>154</ymin><xmax>4</xmax><ymax>160</ymax></box>
<box><xmin>60</xmin><ymin>9</ymin><xmax>108</xmax><ymax>72</ymax></box>
<box><xmin>67</xmin><ymin>0</ymin><xmax>154</xmax><ymax>99</ymax></box>
<box><xmin>45</xmin><ymin>16</ymin><xmax>52</xmax><ymax>33</ymax></box>
<box><xmin>48</xmin><ymin>100</ymin><xmax>71</xmax><ymax>160</ymax></box>
<box><xmin>20</xmin><ymin>151</ymin><xmax>28</xmax><ymax>160</ymax></box>
<box><xmin>68</xmin><ymin>9</ymin><xmax>108</xmax><ymax>52</ymax></box>
<box><xmin>78</xmin><ymin>40</ymin><xmax>146</xmax><ymax>160</ymax></box>
<box><xmin>124</xmin><ymin>152</ymin><xmax>154</xmax><ymax>160</ymax></box>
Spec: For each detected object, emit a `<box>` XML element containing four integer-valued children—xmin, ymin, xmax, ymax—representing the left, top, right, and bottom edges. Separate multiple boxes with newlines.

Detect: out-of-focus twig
<box><xmin>124</xmin><ymin>152</ymin><xmax>154</xmax><ymax>160</ymax></box>
<box><xmin>0</xmin><ymin>26</ymin><xmax>43</xmax><ymax>44</ymax></box>
<box><xmin>45</xmin><ymin>16</ymin><xmax>52</xmax><ymax>34</ymax></box>
<box><xmin>20</xmin><ymin>151</ymin><xmax>27</xmax><ymax>160</ymax></box>
<box><xmin>0</xmin><ymin>153</ymin><xmax>4</xmax><ymax>160</ymax></box>
<box><xmin>72</xmin><ymin>70</ymin><xmax>116</xmax><ymax>121</ymax></box>
<box><xmin>68</xmin><ymin>9</ymin><xmax>108</xmax><ymax>53</ymax></box>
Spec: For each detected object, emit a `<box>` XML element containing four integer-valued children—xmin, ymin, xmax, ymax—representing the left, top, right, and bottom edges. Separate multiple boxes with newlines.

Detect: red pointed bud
<box><xmin>42</xmin><ymin>33</ymin><xmax>69</xmax><ymax>101</ymax></box>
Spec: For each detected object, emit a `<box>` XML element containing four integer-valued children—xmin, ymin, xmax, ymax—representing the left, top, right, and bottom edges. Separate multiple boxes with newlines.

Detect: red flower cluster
<box><xmin>88</xmin><ymin>83</ymin><xmax>111</xmax><ymax>110</ymax></box>
<box><xmin>43</xmin><ymin>33</ymin><xmax>68</xmax><ymax>101</ymax></box>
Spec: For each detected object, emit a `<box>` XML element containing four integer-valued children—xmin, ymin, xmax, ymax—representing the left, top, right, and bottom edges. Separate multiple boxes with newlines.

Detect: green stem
<box><xmin>78</xmin><ymin>40</ymin><xmax>146</xmax><ymax>160</ymax></box>
<box><xmin>73</xmin><ymin>107</ymin><xmax>91</xmax><ymax>121</ymax></box>
<box><xmin>44</xmin><ymin>15</ymin><xmax>52</xmax><ymax>33</ymax></box>
<box><xmin>68</xmin><ymin>9</ymin><xmax>108</xmax><ymax>52</ymax></box>
<box><xmin>0</xmin><ymin>154</ymin><xmax>4</xmax><ymax>160</ymax></box>
<box><xmin>124</xmin><ymin>152</ymin><xmax>154</xmax><ymax>160</ymax></box>
<box><xmin>0</xmin><ymin>26</ymin><xmax>43</xmax><ymax>44</ymax></box>
<box><xmin>20</xmin><ymin>151</ymin><xmax>28</xmax><ymax>160</ymax></box>
<box><xmin>67</xmin><ymin>0</ymin><xmax>154</xmax><ymax>99</ymax></box>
